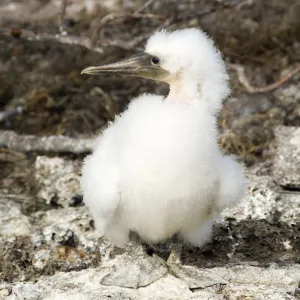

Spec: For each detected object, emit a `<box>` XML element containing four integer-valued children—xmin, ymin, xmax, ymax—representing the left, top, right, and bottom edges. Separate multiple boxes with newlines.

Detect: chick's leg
<box><xmin>167</xmin><ymin>243</ymin><xmax>182</xmax><ymax>265</ymax></box>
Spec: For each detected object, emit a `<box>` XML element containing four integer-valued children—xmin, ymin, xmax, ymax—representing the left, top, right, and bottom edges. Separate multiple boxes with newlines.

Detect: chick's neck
<box><xmin>166</xmin><ymin>74</ymin><xmax>200</xmax><ymax>104</ymax></box>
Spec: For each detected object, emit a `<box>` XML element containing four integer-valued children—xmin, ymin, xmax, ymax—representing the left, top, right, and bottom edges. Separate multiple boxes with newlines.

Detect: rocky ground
<box><xmin>1</xmin><ymin>123</ymin><xmax>300</xmax><ymax>299</ymax></box>
<box><xmin>1</xmin><ymin>0</ymin><xmax>300</xmax><ymax>299</ymax></box>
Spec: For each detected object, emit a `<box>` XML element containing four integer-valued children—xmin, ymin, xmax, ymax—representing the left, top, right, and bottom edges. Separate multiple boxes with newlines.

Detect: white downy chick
<box><xmin>80</xmin><ymin>28</ymin><xmax>245</xmax><ymax>246</ymax></box>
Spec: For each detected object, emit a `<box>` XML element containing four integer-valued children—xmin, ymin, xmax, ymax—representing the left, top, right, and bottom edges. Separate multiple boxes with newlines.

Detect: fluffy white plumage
<box><xmin>80</xmin><ymin>28</ymin><xmax>245</xmax><ymax>246</ymax></box>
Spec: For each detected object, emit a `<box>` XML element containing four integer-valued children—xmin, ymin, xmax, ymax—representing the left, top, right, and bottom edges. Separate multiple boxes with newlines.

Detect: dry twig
<box><xmin>0</xmin><ymin>131</ymin><xmax>93</xmax><ymax>154</ymax></box>
<box><xmin>102</xmin><ymin>34</ymin><xmax>149</xmax><ymax>50</ymax></box>
<box><xmin>91</xmin><ymin>11</ymin><xmax>163</xmax><ymax>47</ymax></box>
<box><xmin>3</xmin><ymin>25</ymin><xmax>150</xmax><ymax>52</ymax></box>
<box><xmin>165</xmin><ymin>0</ymin><xmax>245</xmax><ymax>28</ymax></box>
<box><xmin>170</xmin><ymin>8</ymin><xmax>213</xmax><ymax>25</ymax></box>
<box><xmin>1</xmin><ymin>27</ymin><xmax>105</xmax><ymax>53</ymax></box>
<box><xmin>228</xmin><ymin>64</ymin><xmax>300</xmax><ymax>93</ymax></box>
<box><xmin>99</xmin><ymin>12</ymin><xmax>164</xmax><ymax>27</ymax></box>
<box><xmin>58</xmin><ymin>0</ymin><xmax>69</xmax><ymax>35</ymax></box>
<box><xmin>136</xmin><ymin>0</ymin><xmax>157</xmax><ymax>13</ymax></box>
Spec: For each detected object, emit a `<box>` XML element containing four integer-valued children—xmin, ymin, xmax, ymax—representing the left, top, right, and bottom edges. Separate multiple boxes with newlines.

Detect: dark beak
<box><xmin>81</xmin><ymin>53</ymin><xmax>169</xmax><ymax>81</ymax></box>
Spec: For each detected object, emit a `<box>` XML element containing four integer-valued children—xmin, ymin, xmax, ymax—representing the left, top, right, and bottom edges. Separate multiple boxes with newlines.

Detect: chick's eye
<box><xmin>151</xmin><ymin>56</ymin><xmax>160</xmax><ymax>65</ymax></box>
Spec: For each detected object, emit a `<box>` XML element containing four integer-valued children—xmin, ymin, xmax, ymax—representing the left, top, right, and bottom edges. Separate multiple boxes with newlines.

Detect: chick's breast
<box><xmin>112</xmin><ymin>95</ymin><xmax>221</xmax><ymax>240</ymax></box>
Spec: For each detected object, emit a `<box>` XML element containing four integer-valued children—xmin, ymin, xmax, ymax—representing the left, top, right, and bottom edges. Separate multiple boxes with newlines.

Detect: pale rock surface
<box><xmin>221</xmin><ymin>169</ymin><xmax>300</xmax><ymax>225</ymax></box>
<box><xmin>100</xmin><ymin>245</ymin><xmax>167</xmax><ymax>288</ymax></box>
<box><xmin>2</xmin><ymin>142</ymin><xmax>300</xmax><ymax>299</ymax></box>
<box><xmin>221</xmin><ymin>173</ymin><xmax>277</xmax><ymax>222</ymax></box>
<box><xmin>273</xmin><ymin>126</ymin><xmax>300</xmax><ymax>189</ymax></box>
<box><xmin>168</xmin><ymin>263</ymin><xmax>228</xmax><ymax>289</ymax></box>
<box><xmin>0</xmin><ymin>195</ymin><xmax>31</xmax><ymax>237</ymax></box>
<box><xmin>30</xmin><ymin>206</ymin><xmax>99</xmax><ymax>272</ymax></box>
<box><xmin>34</xmin><ymin>156</ymin><xmax>81</xmax><ymax>207</ymax></box>
<box><xmin>275</xmin><ymin>192</ymin><xmax>300</xmax><ymax>224</ymax></box>
<box><xmin>4</xmin><ymin>264</ymin><xmax>300</xmax><ymax>300</ymax></box>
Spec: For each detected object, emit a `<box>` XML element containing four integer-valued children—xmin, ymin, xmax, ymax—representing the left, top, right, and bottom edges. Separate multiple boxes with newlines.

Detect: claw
<box><xmin>167</xmin><ymin>243</ymin><xmax>182</xmax><ymax>266</ymax></box>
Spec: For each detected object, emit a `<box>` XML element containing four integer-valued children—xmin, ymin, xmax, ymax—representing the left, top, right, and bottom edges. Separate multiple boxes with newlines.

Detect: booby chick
<box><xmin>80</xmin><ymin>28</ymin><xmax>245</xmax><ymax>247</ymax></box>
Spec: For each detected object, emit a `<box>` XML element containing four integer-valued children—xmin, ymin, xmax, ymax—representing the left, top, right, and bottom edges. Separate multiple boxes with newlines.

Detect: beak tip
<box><xmin>81</xmin><ymin>68</ymin><xmax>90</xmax><ymax>75</ymax></box>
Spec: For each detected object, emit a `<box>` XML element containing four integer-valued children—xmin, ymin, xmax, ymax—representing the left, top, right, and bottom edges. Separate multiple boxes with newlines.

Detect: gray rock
<box><xmin>273</xmin><ymin>126</ymin><xmax>300</xmax><ymax>188</ymax></box>
<box><xmin>2</xmin><ymin>152</ymin><xmax>300</xmax><ymax>299</ymax></box>
<box><xmin>168</xmin><ymin>264</ymin><xmax>227</xmax><ymax>289</ymax></box>
<box><xmin>100</xmin><ymin>244</ymin><xmax>167</xmax><ymax>288</ymax></box>
<box><xmin>0</xmin><ymin>284</ymin><xmax>12</xmax><ymax>298</ymax></box>
<box><xmin>5</xmin><ymin>264</ymin><xmax>300</xmax><ymax>300</ymax></box>
<box><xmin>276</xmin><ymin>192</ymin><xmax>300</xmax><ymax>224</ymax></box>
<box><xmin>223</xmin><ymin>93</ymin><xmax>273</xmax><ymax>118</ymax></box>
<box><xmin>34</xmin><ymin>156</ymin><xmax>81</xmax><ymax>207</ymax></box>
<box><xmin>0</xmin><ymin>130</ymin><xmax>94</xmax><ymax>154</ymax></box>
<box><xmin>30</xmin><ymin>207</ymin><xmax>99</xmax><ymax>273</ymax></box>
<box><xmin>219</xmin><ymin>283</ymin><xmax>294</xmax><ymax>300</ymax></box>
<box><xmin>221</xmin><ymin>169</ymin><xmax>300</xmax><ymax>225</ymax></box>
<box><xmin>275</xmin><ymin>83</ymin><xmax>300</xmax><ymax>105</ymax></box>
<box><xmin>0</xmin><ymin>195</ymin><xmax>31</xmax><ymax>237</ymax></box>
<box><xmin>221</xmin><ymin>173</ymin><xmax>278</xmax><ymax>222</ymax></box>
